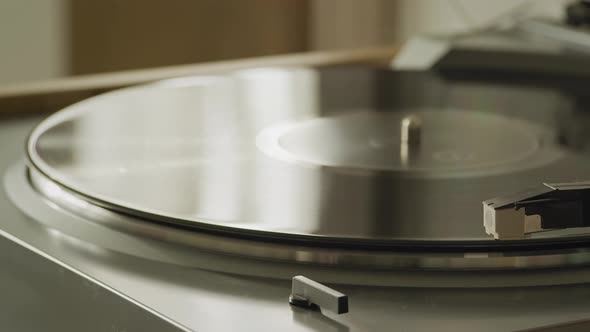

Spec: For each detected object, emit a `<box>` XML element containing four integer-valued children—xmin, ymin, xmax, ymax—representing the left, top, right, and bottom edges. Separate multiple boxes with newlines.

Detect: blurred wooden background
<box><xmin>0</xmin><ymin>0</ymin><xmax>567</xmax><ymax>85</ymax></box>
<box><xmin>69</xmin><ymin>0</ymin><xmax>310</xmax><ymax>74</ymax></box>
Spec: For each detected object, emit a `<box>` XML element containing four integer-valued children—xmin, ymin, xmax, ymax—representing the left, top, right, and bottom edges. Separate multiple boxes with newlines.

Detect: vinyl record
<box><xmin>26</xmin><ymin>66</ymin><xmax>590</xmax><ymax>249</ymax></box>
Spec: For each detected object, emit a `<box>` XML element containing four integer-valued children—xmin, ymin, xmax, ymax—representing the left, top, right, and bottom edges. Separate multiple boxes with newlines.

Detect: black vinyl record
<box><xmin>26</xmin><ymin>66</ymin><xmax>590</xmax><ymax>249</ymax></box>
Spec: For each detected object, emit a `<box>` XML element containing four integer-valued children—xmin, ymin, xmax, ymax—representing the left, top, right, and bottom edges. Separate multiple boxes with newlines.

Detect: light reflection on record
<box><xmin>26</xmin><ymin>67</ymin><xmax>590</xmax><ymax>245</ymax></box>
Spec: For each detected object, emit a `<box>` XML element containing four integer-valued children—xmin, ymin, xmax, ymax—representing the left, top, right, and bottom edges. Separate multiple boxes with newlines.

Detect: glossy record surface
<box><xmin>26</xmin><ymin>67</ymin><xmax>590</xmax><ymax>246</ymax></box>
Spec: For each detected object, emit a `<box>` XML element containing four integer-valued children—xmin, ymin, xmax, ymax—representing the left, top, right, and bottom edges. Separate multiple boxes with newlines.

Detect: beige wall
<box><xmin>0</xmin><ymin>0</ymin><xmax>67</xmax><ymax>84</ymax></box>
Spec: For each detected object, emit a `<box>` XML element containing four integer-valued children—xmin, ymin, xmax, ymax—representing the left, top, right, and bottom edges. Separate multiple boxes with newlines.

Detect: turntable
<box><xmin>5</xmin><ymin>22</ymin><xmax>590</xmax><ymax>332</ymax></box>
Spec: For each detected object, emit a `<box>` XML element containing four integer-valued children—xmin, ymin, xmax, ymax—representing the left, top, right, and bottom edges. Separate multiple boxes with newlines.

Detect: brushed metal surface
<box><xmin>0</xmin><ymin>116</ymin><xmax>185</xmax><ymax>331</ymax></box>
<box><xmin>4</xmin><ymin>114</ymin><xmax>590</xmax><ymax>331</ymax></box>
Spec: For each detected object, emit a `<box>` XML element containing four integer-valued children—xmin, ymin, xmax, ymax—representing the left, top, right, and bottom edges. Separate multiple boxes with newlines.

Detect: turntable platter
<box><xmin>25</xmin><ymin>67</ymin><xmax>590</xmax><ymax>248</ymax></box>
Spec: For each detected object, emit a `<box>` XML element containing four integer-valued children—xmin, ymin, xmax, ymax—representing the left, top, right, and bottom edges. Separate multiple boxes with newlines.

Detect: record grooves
<box><xmin>24</xmin><ymin>67</ymin><xmax>590</xmax><ymax>254</ymax></box>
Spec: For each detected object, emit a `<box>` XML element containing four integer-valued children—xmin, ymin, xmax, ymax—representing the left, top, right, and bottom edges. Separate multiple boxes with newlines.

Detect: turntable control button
<box><xmin>288</xmin><ymin>275</ymin><xmax>349</xmax><ymax>314</ymax></box>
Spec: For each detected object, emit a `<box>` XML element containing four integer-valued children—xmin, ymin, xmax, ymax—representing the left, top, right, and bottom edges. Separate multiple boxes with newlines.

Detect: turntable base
<box><xmin>2</xmin><ymin>66</ymin><xmax>590</xmax><ymax>330</ymax></box>
<box><xmin>3</xmin><ymin>116</ymin><xmax>590</xmax><ymax>331</ymax></box>
<box><xmin>2</xmin><ymin>117</ymin><xmax>590</xmax><ymax>331</ymax></box>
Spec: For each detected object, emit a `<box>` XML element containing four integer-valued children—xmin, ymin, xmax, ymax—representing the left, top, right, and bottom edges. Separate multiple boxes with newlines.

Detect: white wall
<box><xmin>392</xmin><ymin>0</ymin><xmax>569</xmax><ymax>40</ymax></box>
<box><xmin>311</xmin><ymin>0</ymin><xmax>572</xmax><ymax>50</ymax></box>
<box><xmin>0</xmin><ymin>0</ymin><xmax>66</xmax><ymax>84</ymax></box>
